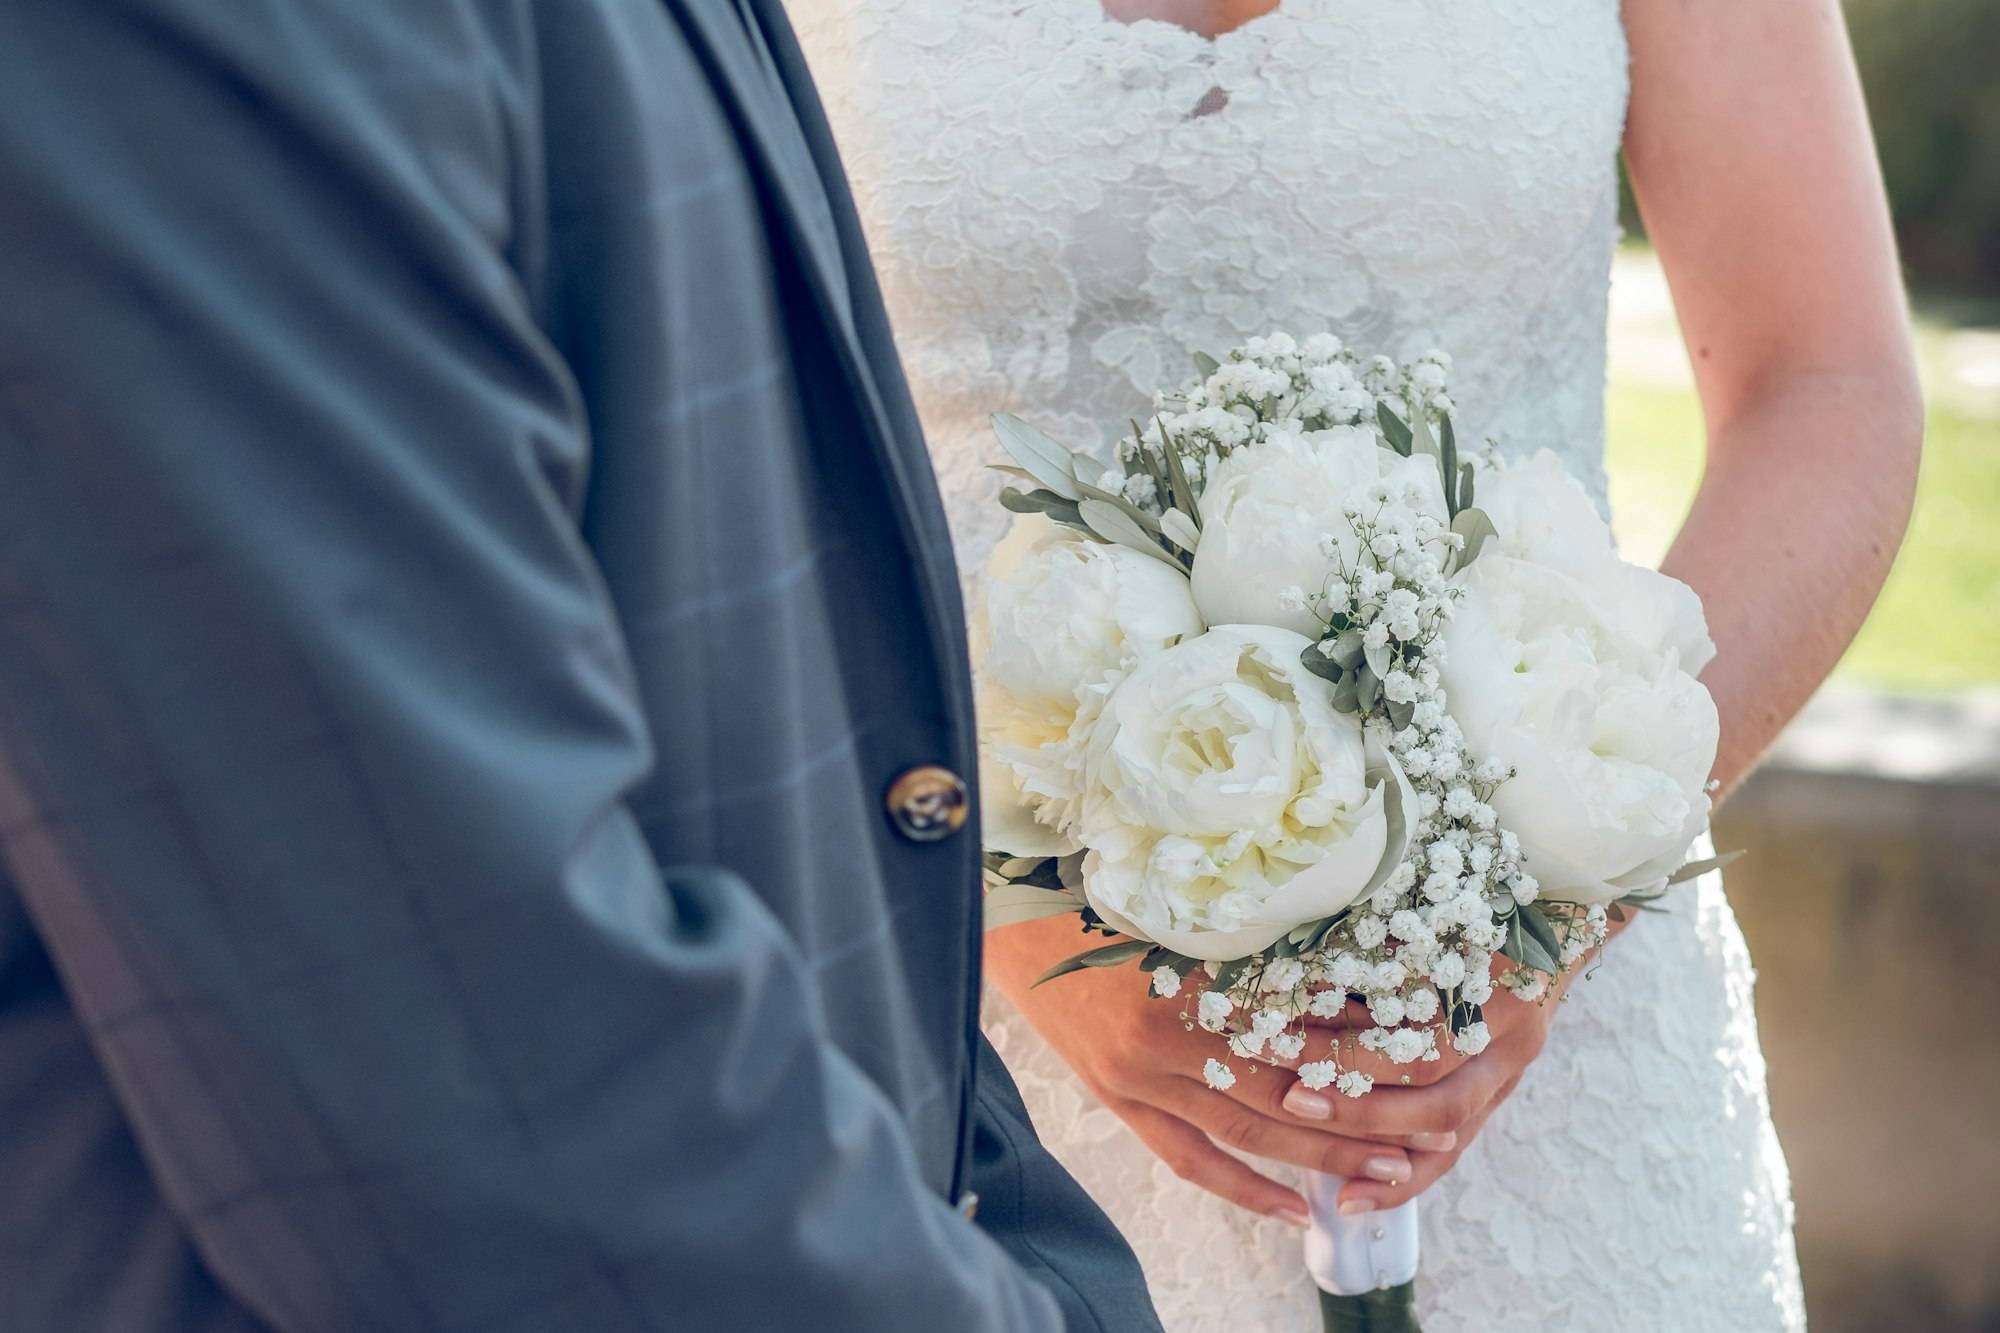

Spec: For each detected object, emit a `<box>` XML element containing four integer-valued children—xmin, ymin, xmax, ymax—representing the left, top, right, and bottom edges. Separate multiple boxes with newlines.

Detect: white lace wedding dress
<box><xmin>795</xmin><ymin>2</ymin><xmax>1807</xmax><ymax>1326</ymax></box>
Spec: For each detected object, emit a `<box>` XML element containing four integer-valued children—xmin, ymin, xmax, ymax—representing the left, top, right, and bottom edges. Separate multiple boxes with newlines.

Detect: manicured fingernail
<box><xmin>1337</xmin><ymin>1197</ymin><xmax>1376</xmax><ymax>1217</ymax></box>
<box><xmin>1363</xmin><ymin>1155</ymin><xmax>1410</xmax><ymax>1185</ymax></box>
<box><xmin>1283</xmin><ymin>1086</ymin><xmax>1333</xmax><ymax>1120</ymax></box>
<box><xmin>1277</xmin><ymin>1208</ymin><xmax>1312</xmax><ymax>1230</ymax></box>
<box><xmin>1409</xmin><ymin>1131</ymin><xmax>1457</xmax><ymax>1152</ymax></box>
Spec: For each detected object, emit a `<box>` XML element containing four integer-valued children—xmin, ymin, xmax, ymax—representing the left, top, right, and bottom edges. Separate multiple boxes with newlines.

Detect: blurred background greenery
<box><xmin>1602</xmin><ymin>5</ymin><xmax>2000</xmax><ymax>1330</ymax></box>
<box><xmin>1611</xmin><ymin>0</ymin><xmax>2000</xmax><ymax>692</ymax></box>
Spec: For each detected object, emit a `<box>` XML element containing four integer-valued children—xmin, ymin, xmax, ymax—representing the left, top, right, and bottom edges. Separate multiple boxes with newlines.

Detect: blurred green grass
<box><xmin>1604</xmin><ymin>251</ymin><xmax>2000</xmax><ymax>690</ymax></box>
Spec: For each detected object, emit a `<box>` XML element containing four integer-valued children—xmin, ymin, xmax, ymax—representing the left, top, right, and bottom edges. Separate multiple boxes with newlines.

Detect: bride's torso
<box><xmin>792</xmin><ymin>12</ymin><xmax>1811</xmax><ymax>1330</ymax></box>
<box><xmin>795</xmin><ymin>0</ymin><xmax>1630</xmax><ymax>585</ymax></box>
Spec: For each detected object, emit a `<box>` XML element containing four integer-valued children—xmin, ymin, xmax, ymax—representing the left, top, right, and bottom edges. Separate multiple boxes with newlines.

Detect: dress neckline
<box><xmin>1088</xmin><ymin>0</ymin><xmax>1294</xmax><ymax>45</ymax></box>
<box><xmin>1061</xmin><ymin>0</ymin><xmax>1299</xmax><ymax>54</ymax></box>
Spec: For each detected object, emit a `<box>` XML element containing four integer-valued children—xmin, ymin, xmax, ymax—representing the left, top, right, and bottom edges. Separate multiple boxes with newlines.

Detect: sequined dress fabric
<box><xmin>794</xmin><ymin>3</ymin><xmax>1807</xmax><ymax>1325</ymax></box>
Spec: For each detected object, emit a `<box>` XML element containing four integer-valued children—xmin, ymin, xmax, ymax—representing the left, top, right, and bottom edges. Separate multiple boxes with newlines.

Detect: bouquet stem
<box><xmin>1317</xmin><ymin>1281</ymin><xmax>1421</xmax><ymax>1333</ymax></box>
<box><xmin>1302</xmin><ymin>1172</ymin><xmax>1423</xmax><ymax>1333</ymax></box>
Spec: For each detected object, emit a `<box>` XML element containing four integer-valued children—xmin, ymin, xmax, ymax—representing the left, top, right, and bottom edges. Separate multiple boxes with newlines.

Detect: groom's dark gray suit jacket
<box><xmin>0</xmin><ymin>2</ymin><xmax>1161</xmax><ymax>1330</ymax></box>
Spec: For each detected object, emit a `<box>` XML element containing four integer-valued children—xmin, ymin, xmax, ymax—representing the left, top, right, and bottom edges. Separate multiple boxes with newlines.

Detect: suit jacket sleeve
<box><xmin>0</xmin><ymin>3</ymin><xmax>1065</xmax><ymax>1329</ymax></box>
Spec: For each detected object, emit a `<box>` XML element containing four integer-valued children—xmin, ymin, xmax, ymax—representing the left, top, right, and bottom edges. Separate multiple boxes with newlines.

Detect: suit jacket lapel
<box><xmin>654</xmin><ymin>0</ymin><xmax>852</xmax><ymax>327</ymax></box>
<box><xmin>656</xmin><ymin>0</ymin><xmax>973</xmax><ymax>690</ymax></box>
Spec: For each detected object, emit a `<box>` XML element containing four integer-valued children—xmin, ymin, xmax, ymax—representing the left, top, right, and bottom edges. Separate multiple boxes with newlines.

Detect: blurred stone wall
<box><xmin>1713</xmin><ymin>689</ymin><xmax>2000</xmax><ymax>1332</ymax></box>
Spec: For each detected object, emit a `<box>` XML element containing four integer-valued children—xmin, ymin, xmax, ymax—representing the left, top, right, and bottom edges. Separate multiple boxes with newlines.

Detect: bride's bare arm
<box><xmin>1623</xmin><ymin>0</ymin><xmax>1922</xmax><ymax>794</ymax></box>
<box><xmin>986</xmin><ymin>0</ymin><xmax>1921</xmax><ymax>1222</ymax></box>
<box><xmin>1327</xmin><ymin>0</ymin><xmax>1924</xmax><ymax>1217</ymax></box>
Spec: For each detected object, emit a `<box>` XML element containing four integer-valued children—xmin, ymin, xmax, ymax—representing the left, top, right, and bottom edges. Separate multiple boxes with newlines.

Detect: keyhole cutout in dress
<box><xmin>1099</xmin><ymin>0</ymin><xmax>1282</xmax><ymax>40</ymax></box>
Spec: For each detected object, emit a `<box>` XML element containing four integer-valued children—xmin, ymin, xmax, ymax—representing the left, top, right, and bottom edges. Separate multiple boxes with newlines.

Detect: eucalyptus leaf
<box><xmin>1666</xmin><ymin>849</ymin><xmax>1746</xmax><ymax>884</ymax></box>
<box><xmin>1300</xmin><ymin>648</ymin><xmax>1345</xmax><ymax>685</ymax></box>
<box><xmin>1078</xmin><ymin>499</ymin><xmax>1183</xmax><ymax>570</ymax></box>
<box><xmin>1457</xmin><ymin>460</ymin><xmax>1476</xmax><ymax>514</ymax></box>
<box><xmin>1354</xmin><ymin>664</ymin><xmax>1382</xmax><ymax>712</ymax></box>
<box><xmin>1160</xmin><ymin>507</ymin><xmax>1201</xmax><ymax>553</ymax></box>
<box><xmin>1056</xmin><ymin>850</ymin><xmax>1089</xmax><ymax>895</ymax></box>
<box><xmin>1387</xmin><ymin>698</ymin><xmax>1416</xmax><ymax>730</ymax></box>
<box><xmin>1331</xmin><ymin>673</ymin><xmax>1361</xmax><ymax>713</ymax></box>
<box><xmin>1032</xmin><ymin>938</ymin><xmax>1154</xmax><ymax>988</ymax></box>
<box><xmin>1520</xmin><ymin>901</ymin><xmax>1564</xmax><ymax>961</ymax></box>
<box><xmin>991</xmin><ymin>413</ymin><xmax>1083</xmax><ymax>501</ymax></box>
<box><xmin>1504</xmin><ymin>908</ymin><xmax>1560</xmax><ymax>975</ymax></box>
<box><xmin>1192</xmin><ymin>350</ymin><xmax>1221</xmax><ymax>378</ymax></box>
<box><xmin>1362</xmin><ymin>637</ymin><xmax>1394</xmax><ymax>681</ymax></box>
<box><xmin>1376</xmin><ymin>402</ymin><xmax>1414</xmax><ymax>456</ymax></box>
<box><xmin>1327</xmin><ymin>627</ymin><xmax>1366</xmax><ymax>668</ymax></box>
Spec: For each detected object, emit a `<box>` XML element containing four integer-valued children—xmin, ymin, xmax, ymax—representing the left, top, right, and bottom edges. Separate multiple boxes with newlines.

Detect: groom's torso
<box><xmin>521</xmin><ymin>0</ymin><xmax>984</xmax><ymax>1187</ymax></box>
<box><xmin>0</xmin><ymin>0</ymin><xmax>985</xmax><ymax>1287</ymax></box>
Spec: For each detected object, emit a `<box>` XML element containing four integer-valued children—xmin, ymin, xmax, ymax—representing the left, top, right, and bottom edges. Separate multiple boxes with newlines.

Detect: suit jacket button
<box><xmin>885</xmin><ymin>764</ymin><xmax>969</xmax><ymax>842</ymax></box>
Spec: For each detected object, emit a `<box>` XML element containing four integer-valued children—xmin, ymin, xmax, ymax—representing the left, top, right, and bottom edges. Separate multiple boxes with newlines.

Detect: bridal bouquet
<box><xmin>976</xmin><ymin>333</ymin><xmax>1729</xmax><ymax>1331</ymax></box>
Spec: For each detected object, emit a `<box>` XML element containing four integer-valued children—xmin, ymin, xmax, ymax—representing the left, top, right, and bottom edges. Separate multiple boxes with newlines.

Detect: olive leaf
<box><xmin>991</xmin><ymin>413</ymin><xmax>1083</xmax><ymax>501</ymax></box>
<box><xmin>999</xmin><ymin>487</ymin><xmax>1086</xmax><ymax>531</ymax></box>
<box><xmin>1078</xmin><ymin>499</ymin><xmax>1183</xmax><ymax>570</ymax></box>
<box><xmin>1033</xmin><ymin>937</ymin><xmax>1155</xmax><ymax>988</ymax></box>
<box><xmin>1439</xmin><ymin>416</ymin><xmax>1460</xmax><ymax>515</ymax></box>
<box><xmin>984</xmin><ymin>882</ymin><xmax>1085</xmax><ymax>931</ymax></box>
<box><xmin>1160</xmin><ymin>507</ymin><xmax>1201</xmax><ymax>553</ymax></box>
<box><xmin>1376</xmin><ymin>402</ymin><xmax>1414</xmax><ymax>456</ymax></box>
<box><xmin>1157</xmin><ymin>418</ymin><xmax>1202</xmax><ymax>520</ymax></box>
<box><xmin>1666</xmin><ymin>849</ymin><xmax>1746</xmax><ymax>884</ymax></box>
<box><xmin>1409</xmin><ymin>410</ymin><xmax>1440</xmax><ymax>460</ymax></box>
<box><xmin>1449</xmin><ymin>506</ymin><xmax>1499</xmax><ymax>569</ymax></box>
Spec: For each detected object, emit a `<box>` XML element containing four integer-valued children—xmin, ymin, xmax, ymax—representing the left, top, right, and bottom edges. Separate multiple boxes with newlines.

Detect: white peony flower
<box><xmin>977</xmin><ymin>514</ymin><xmax>1205</xmax><ymax>853</ymax></box>
<box><xmin>1188</xmin><ymin>429</ymin><xmax>1446</xmax><ymax>636</ymax></box>
<box><xmin>981</xmin><ymin>513</ymin><xmax>1205</xmax><ymax>712</ymax></box>
<box><xmin>1441</xmin><ymin>552</ymin><xmax>1718</xmax><ymax>903</ymax></box>
<box><xmin>1474</xmin><ymin>451</ymin><xmax>1715</xmax><ymax>672</ymax></box>
<box><xmin>1073</xmin><ymin>625</ymin><xmax>1415</xmax><ymax>961</ymax></box>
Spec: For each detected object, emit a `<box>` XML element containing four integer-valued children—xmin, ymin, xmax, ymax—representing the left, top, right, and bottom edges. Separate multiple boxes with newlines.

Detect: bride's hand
<box><xmin>986</xmin><ymin>916</ymin><xmax>1443</xmax><ymax>1227</ymax></box>
<box><xmin>1290</xmin><ymin>918</ymin><xmax>1631</xmax><ymax>1216</ymax></box>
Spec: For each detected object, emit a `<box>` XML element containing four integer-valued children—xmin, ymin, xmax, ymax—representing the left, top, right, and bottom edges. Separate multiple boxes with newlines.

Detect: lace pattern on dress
<box><xmin>794</xmin><ymin>3</ymin><xmax>1806</xmax><ymax>1325</ymax></box>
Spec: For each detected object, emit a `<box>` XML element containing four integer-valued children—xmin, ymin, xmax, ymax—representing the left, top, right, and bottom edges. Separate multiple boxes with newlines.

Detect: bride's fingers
<box><xmin>1113</xmin><ymin>1099</ymin><xmax>1311</xmax><ymax>1226</ymax></box>
<box><xmin>1332</xmin><ymin>1073</ymin><xmax>1522</xmax><ymax>1215</ymax></box>
<box><xmin>1311</xmin><ymin>1047</ymin><xmax>1516</xmax><ymax>1142</ymax></box>
<box><xmin>1154</xmin><ymin>1077</ymin><xmax>1416</xmax><ymax>1186</ymax></box>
